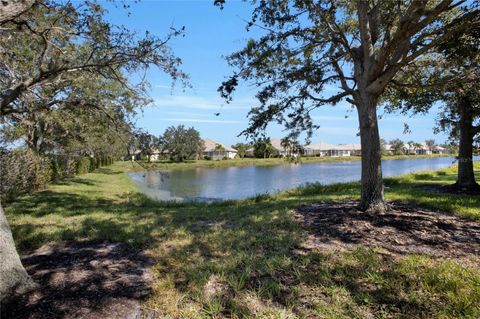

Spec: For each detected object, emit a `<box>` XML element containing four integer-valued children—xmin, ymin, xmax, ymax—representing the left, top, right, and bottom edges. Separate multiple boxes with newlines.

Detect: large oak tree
<box><xmin>0</xmin><ymin>1</ymin><xmax>184</xmax><ymax>300</ymax></box>
<box><xmin>217</xmin><ymin>0</ymin><xmax>478</xmax><ymax>212</ymax></box>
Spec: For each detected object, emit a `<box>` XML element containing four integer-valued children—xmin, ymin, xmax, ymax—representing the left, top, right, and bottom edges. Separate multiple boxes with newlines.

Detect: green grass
<box><xmin>5</xmin><ymin>162</ymin><xmax>480</xmax><ymax>318</ymax></box>
<box><xmin>122</xmin><ymin>154</ymin><xmax>451</xmax><ymax>171</ymax></box>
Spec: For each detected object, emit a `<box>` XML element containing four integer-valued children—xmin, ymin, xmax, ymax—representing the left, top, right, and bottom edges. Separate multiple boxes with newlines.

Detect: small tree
<box><xmin>231</xmin><ymin>142</ymin><xmax>249</xmax><ymax>158</ymax></box>
<box><xmin>162</xmin><ymin>125</ymin><xmax>204</xmax><ymax>162</ymax></box>
<box><xmin>389</xmin><ymin>139</ymin><xmax>405</xmax><ymax>156</ymax></box>
<box><xmin>425</xmin><ymin>139</ymin><xmax>436</xmax><ymax>153</ymax></box>
<box><xmin>380</xmin><ymin>138</ymin><xmax>389</xmax><ymax>156</ymax></box>
<box><xmin>136</xmin><ymin>130</ymin><xmax>160</xmax><ymax>162</ymax></box>
<box><xmin>253</xmin><ymin>137</ymin><xmax>276</xmax><ymax>159</ymax></box>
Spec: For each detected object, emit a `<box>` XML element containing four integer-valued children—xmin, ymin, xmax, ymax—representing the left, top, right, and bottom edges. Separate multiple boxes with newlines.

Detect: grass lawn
<box><xmin>124</xmin><ymin>154</ymin><xmax>452</xmax><ymax>171</ymax></box>
<box><xmin>5</xmin><ymin>162</ymin><xmax>480</xmax><ymax>318</ymax></box>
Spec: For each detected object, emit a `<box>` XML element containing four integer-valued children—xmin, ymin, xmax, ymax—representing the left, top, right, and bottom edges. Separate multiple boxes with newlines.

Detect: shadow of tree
<box><xmin>1</xmin><ymin>242</ymin><xmax>152</xmax><ymax>319</ymax></box>
<box><xmin>3</xmin><ymin>173</ymin><xmax>480</xmax><ymax>318</ymax></box>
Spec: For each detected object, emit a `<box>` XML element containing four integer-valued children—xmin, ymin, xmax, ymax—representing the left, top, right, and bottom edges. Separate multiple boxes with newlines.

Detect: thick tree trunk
<box><xmin>356</xmin><ymin>95</ymin><xmax>388</xmax><ymax>213</ymax></box>
<box><xmin>456</xmin><ymin>97</ymin><xmax>479</xmax><ymax>190</ymax></box>
<box><xmin>0</xmin><ymin>201</ymin><xmax>36</xmax><ymax>301</ymax></box>
<box><xmin>0</xmin><ymin>0</ymin><xmax>35</xmax><ymax>24</ymax></box>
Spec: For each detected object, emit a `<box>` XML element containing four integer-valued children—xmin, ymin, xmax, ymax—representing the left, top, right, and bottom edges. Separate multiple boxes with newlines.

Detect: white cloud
<box><xmin>155</xmin><ymin>84</ymin><xmax>173</xmax><ymax>89</ymax></box>
<box><xmin>163</xmin><ymin>118</ymin><xmax>246</xmax><ymax>124</ymax></box>
<box><xmin>152</xmin><ymin>95</ymin><xmax>258</xmax><ymax>110</ymax></box>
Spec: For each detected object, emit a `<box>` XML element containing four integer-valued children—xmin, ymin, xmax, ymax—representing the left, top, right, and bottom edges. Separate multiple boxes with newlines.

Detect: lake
<box><xmin>128</xmin><ymin>157</ymin><xmax>467</xmax><ymax>201</ymax></box>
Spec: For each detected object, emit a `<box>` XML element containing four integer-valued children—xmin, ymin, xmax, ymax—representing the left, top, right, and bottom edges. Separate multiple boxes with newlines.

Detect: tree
<box><xmin>217</xmin><ymin>0</ymin><xmax>478</xmax><ymax>212</ymax></box>
<box><xmin>231</xmin><ymin>142</ymin><xmax>250</xmax><ymax>158</ymax></box>
<box><xmin>253</xmin><ymin>137</ymin><xmax>276</xmax><ymax>159</ymax></box>
<box><xmin>0</xmin><ymin>0</ymin><xmax>35</xmax><ymax>23</ymax></box>
<box><xmin>389</xmin><ymin>139</ymin><xmax>405</xmax><ymax>156</ymax></box>
<box><xmin>135</xmin><ymin>130</ymin><xmax>160</xmax><ymax>162</ymax></box>
<box><xmin>0</xmin><ymin>2</ymin><xmax>186</xmax><ymax>116</ymax></box>
<box><xmin>380</xmin><ymin>138</ymin><xmax>389</xmax><ymax>156</ymax></box>
<box><xmin>386</xmin><ymin>15</ymin><xmax>480</xmax><ymax>190</ymax></box>
<box><xmin>0</xmin><ymin>1</ymin><xmax>185</xmax><ymax>300</ymax></box>
<box><xmin>425</xmin><ymin>139</ymin><xmax>436</xmax><ymax>153</ymax></box>
<box><xmin>1</xmin><ymin>74</ymin><xmax>146</xmax><ymax>157</ymax></box>
<box><xmin>437</xmin><ymin>29</ymin><xmax>480</xmax><ymax>190</ymax></box>
<box><xmin>162</xmin><ymin>125</ymin><xmax>204</xmax><ymax>162</ymax></box>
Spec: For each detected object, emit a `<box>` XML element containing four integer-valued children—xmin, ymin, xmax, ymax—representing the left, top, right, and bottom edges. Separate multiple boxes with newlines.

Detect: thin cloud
<box><xmin>164</xmin><ymin>118</ymin><xmax>246</xmax><ymax>124</ymax></box>
<box><xmin>155</xmin><ymin>84</ymin><xmax>173</xmax><ymax>89</ymax></box>
<box><xmin>153</xmin><ymin>95</ymin><xmax>257</xmax><ymax>110</ymax></box>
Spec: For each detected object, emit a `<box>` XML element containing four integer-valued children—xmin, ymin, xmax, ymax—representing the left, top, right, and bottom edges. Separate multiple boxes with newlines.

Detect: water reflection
<box><xmin>129</xmin><ymin>157</ymin><xmax>470</xmax><ymax>201</ymax></box>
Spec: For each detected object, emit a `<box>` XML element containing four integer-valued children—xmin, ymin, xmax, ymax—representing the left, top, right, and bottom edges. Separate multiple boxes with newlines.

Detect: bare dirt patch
<box><xmin>1</xmin><ymin>242</ymin><xmax>153</xmax><ymax>319</ymax></box>
<box><xmin>295</xmin><ymin>201</ymin><xmax>480</xmax><ymax>258</ymax></box>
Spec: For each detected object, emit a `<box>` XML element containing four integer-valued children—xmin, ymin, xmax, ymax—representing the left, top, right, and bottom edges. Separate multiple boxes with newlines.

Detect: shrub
<box><xmin>76</xmin><ymin>157</ymin><xmax>91</xmax><ymax>175</ymax></box>
<box><xmin>0</xmin><ymin>149</ymin><xmax>52</xmax><ymax>202</ymax></box>
<box><xmin>89</xmin><ymin>157</ymin><xmax>97</xmax><ymax>172</ymax></box>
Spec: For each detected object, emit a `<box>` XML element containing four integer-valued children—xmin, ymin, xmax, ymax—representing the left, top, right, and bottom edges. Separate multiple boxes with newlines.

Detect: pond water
<box><xmin>128</xmin><ymin>157</ymin><xmax>469</xmax><ymax>201</ymax></box>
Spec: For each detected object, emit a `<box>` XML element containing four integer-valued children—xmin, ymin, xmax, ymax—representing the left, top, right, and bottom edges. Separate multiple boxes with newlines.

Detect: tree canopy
<box><xmin>217</xmin><ymin>0</ymin><xmax>479</xmax><ymax>211</ymax></box>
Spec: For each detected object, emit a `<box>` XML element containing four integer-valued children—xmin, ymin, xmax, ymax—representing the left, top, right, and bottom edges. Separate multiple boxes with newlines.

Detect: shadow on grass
<box><xmin>1</xmin><ymin>242</ymin><xmax>152</xmax><ymax>319</ymax></box>
<box><xmin>4</xmin><ymin>174</ymin><xmax>480</xmax><ymax>318</ymax></box>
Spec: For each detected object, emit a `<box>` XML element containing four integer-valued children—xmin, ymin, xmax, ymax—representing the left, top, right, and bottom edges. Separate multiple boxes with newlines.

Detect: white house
<box><xmin>330</xmin><ymin>143</ymin><xmax>362</xmax><ymax>156</ymax></box>
<box><xmin>303</xmin><ymin>142</ymin><xmax>337</xmax><ymax>157</ymax></box>
<box><xmin>203</xmin><ymin>138</ymin><xmax>237</xmax><ymax>160</ymax></box>
<box><xmin>304</xmin><ymin>143</ymin><xmax>361</xmax><ymax>157</ymax></box>
<box><xmin>404</xmin><ymin>142</ymin><xmax>432</xmax><ymax>155</ymax></box>
<box><xmin>270</xmin><ymin>138</ymin><xmax>302</xmax><ymax>157</ymax></box>
<box><xmin>433</xmin><ymin>145</ymin><xmax>447</xmax><ymax>154</ymax></box>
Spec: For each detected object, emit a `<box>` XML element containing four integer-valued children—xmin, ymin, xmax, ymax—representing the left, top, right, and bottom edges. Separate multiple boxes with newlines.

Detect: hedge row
<box><xmin>0</xmin><ymin>149</ymin><xmax>114</xmax><ymax>202</ymax></box>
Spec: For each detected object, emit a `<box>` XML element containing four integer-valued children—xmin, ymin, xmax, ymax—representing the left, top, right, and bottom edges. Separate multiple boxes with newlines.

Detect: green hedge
<box><xmin>0</xmin><ymin>149</ymin><xmax>52</xmax><ymax>202</ymax></box>
<box><xmin>76</xmin><ymin>157</ymin><xmax>91</xmax><ymax>175</ymax></box>
<box><xmin>1</xmin><ymin>150</ymin><xmax>115</xmax><ymax>203</ymax></box>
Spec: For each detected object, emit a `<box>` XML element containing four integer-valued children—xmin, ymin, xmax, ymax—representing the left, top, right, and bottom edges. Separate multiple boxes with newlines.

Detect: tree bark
<box><xmin>0</xmin><ymin>0</ymin><xmax>35</xmax><ymax>24</ymax></box>
<box><xmin>356</xmin><ymin>94</ymin><xmax>388</xmax><ymax>213</ymax></box>
<box><xmin>455</xmin><ymin>96</ymin><xmax>479</xmax><ymax>190</ymax></box>
<box><xmin>0</xmin><ymin>201</ymin><xmax>36</xmax><ymax>301</ymax></box>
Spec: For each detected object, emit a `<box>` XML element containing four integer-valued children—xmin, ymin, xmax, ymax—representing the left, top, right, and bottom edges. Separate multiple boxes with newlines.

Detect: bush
<box><xmin>89</xmin><ymin>157</ymin><xmax>97</xmax><ymax>172</ymax></box>
<box><xmin>204</xmin><ymin>156</ymin><xmax>211</xmax><ymax>160</ymax></box>
<box><xmin>0</xmin><ymin>149</ymin><xmax>52</xmax><ymax>202</ymax></box>
<box><xmin>76</xmin><ymin>157</ymin><xmax>91</xmax><ymax>175</ymax></box>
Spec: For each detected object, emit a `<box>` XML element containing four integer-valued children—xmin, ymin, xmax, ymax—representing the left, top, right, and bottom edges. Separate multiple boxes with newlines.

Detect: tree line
<box><xmin>134</xmin><ymin>125</ymin><xmax>204</xmax><ymax>162</ymax></box>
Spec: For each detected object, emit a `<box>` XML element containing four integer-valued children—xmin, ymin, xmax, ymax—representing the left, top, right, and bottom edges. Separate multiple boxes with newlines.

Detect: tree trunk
<box><xmin>456</xmin><ymin>97</ymin><xmax>479</xmax><ymax>190</ymax></box>
<box><xmin>0</xmin><ymin>0</ymin><xmax>35</xmax><ymax>24</ymax></box>
<box><xmin>0</xmin><ymin>201</ymin><xmax>36</xmax><ymax>301</ymax></box>
<box><xmin>356</xmin><ymin>95</ymin><xmax>388</xmax><ymax>213</ymax></box>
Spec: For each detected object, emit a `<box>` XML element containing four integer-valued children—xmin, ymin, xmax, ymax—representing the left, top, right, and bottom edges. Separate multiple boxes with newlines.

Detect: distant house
<box><xmin>335</xmin><ymin>143</ymin><xmax>362</xmax><ymax>157</ymax></box>
<box><xmin>404</xmin><ymin>142</ymin><xmax>432</xmax><ymax>155</ymax></box>
<box><xmin>203</xmin><ymin>138</ymin><xmax>237</xmax><ymax>160</ymax></box>
<box><xmin>304</xmin><ymin>142</ymin><xmax>361</xmax><ymax>157</ymax></box>
<box><xmin>303</xmin><ymin>142</ymin><xmax>337</xmax><ymax>157</ymax></box>
<box><xmin>433</xmin><ymin>145</ymin><xmax>447</xmax><ymax>154</ymax></box>
<box><xmin>270</xmin><ymin>138</ymin><xmax>302</xmax><ymax>157</ymax></box>
<box><xmin>384</xmin><ymin>144</ymin><xmax>393</xmax><ymax>155</ymax></box>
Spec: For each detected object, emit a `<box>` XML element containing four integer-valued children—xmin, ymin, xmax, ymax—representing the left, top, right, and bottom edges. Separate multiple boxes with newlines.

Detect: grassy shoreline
<box><xmin>122</xmin><ymin>154</ymin><xmax>452</xmax><ymax>171</ymax></box>
<box><xmin>5</xmin><ymin>162</ymin><xmax>480</xmax><ymax>318</ymax></box>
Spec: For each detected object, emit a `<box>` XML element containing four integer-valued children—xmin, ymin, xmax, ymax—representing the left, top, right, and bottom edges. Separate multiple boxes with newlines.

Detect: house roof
<box><xmin>336</xmin><ymin>143</ymin><xmax>361</xmax><ymax>151</ymax></box>
<box><xmin>203</xmin><ymin>138</ymin><xmax>237</xmax><ymax>153</ymax></box>
<box><xmin>304</xmin><ymin>142</ymin><xmax>361</xmax><ymax>151</ymax></box>
<box><xmin>304</xmin><ymin>142</ymin><xmax>337</xmax><ymax>151</ymax></box>
<box><xmin>269</xmin><ymin>139</ymin><xmax>285</xmax><ymax>151</ymax></box>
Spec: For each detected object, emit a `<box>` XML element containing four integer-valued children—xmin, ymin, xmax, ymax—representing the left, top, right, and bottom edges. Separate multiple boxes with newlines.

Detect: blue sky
<box><xmin>103</xmin><ymin>0</ymin><xmax>448</xmax><ymax>147</ymax></box>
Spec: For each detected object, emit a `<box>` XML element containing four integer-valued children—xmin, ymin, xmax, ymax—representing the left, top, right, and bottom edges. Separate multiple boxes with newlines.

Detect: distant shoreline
<box><xmin>121</xmin><ymin>154</ymin><xmax>454</xmax><ymax>172</ymax></box>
